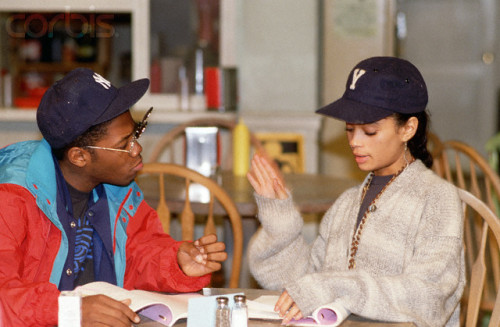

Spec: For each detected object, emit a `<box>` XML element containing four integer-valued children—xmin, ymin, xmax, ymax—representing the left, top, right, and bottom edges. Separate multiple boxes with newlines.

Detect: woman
<box><xmin>247</xmin><ymin>57</ymin><xmax>465</xmax><ymax>327</ymax></box>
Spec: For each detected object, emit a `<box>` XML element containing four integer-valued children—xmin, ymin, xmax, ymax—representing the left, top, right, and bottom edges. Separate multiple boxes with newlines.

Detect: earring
<box><xmin>404</xmin><ymin>142</ymin><xmax>409</xmax><ymax>166</ymax></box>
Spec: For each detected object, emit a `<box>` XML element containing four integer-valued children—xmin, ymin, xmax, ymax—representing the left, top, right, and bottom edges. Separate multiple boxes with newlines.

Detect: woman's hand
<box><xmin>246</xmin><ymin>153</ymin><xmax>288</xmax><ymax>200</ymax></box>
<box><xmin>177</xmin><ymin>234</ymin><xmax>227</xmax><ymax>276</ymax></box>
<box><xmin>275</xmin><ymin>290</ymin><xmax>304</xmax><ymax>324</ymax></box>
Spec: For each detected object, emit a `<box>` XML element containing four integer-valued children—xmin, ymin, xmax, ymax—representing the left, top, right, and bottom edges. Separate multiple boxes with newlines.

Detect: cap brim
<box><xmin>95</xmin><ymin>78</ymin><xmax>150</xmax><ymax>124</ymax></box>
<box><xmin>316</xmin><ymin>97</ymin><xmax>394</xmax><ymax>124</ymax></box>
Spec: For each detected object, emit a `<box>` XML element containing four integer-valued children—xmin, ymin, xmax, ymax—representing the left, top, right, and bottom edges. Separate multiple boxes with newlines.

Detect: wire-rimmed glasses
<box><xmin>85</xmin><ymin>107</ymin><xmax>153</xmax><ymax>156</ymax></box>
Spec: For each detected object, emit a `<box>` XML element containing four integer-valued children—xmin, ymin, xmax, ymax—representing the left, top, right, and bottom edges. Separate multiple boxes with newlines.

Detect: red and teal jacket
<box><xmin>0</xmin><ymin>140</ymin><xmax>211</xmax><ymax>326</ymax></box>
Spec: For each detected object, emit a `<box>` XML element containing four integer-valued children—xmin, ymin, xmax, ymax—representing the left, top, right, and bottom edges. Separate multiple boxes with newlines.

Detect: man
<box><xmin>0</xmin><ymin>68</ymin><xmax>227</xmax><ymax>326</ymax></box>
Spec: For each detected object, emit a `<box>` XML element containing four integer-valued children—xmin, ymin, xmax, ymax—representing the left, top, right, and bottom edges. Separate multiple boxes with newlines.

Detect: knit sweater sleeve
<box><xmin>247</xmin><ymin>192</ymin><xmax>320</xmax><ymax>290</ymax></box>
<box><xmin>247</xmin><ymin>189</ymin><xmax>356</xmax><ymax>290</ymax></box>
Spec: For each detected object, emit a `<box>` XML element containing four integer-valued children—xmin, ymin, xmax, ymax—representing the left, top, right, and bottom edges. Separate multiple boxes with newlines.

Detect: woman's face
<box><xmin>346</xmin><ymin>116</ymin><xmax>410</xmax><ymax>176</ymax></box>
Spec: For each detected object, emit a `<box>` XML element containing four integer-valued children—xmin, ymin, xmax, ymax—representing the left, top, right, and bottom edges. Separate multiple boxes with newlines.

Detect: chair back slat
<box><xmin>464</xmin><ymin>212</ymin><xmax>475</xmax><ymax>281</ymax></box>
<box><xmin>205</xmin><ymin>194</ymin><xmax>216</xmax><ymax>236</ymax></box>
<box><xmin>485</xmin><ymin>179</ymin><xmax>494</xmax><ymax>209</ymax></box>
<box><xmin>491</xmin><ymin>230</ymin><xmax>500</xmax><ymax>292</ymax></box>
<box><xmin>469</xmin><ymin>164</ymin><xmax>482</xmax><ymax>199</ymax></box>
<box><xmin>157</xmin><ymin>173</ymin><xmax>171</xmax><ymax>233</ymax></box>
<box><xmin>434</xmin><ymin>141</ymin><xmax>500</xmax><ymax>207</ymax></box>
<box><xmin>136</xmin><ymin>163</ymin><xmax>243</xmax><ymax>288</ymax></box>
<box><xmin>454</xmin><ymin>152</ymin><xmax>466</xmax><ymax>189</ymax></box>
<box><xmin>181</xmin><ymin>178</ymin><xmax>195</xmax><ymax>241</ymax></box>
<box><xmin>465</xmin><ymin>221</ymin><xmax>488</xmax><ymax>327</ymax></box>
<box><xmin>442</xmin><ymin>152</ymin><xmax>453</xmax><ymax>183</ymax></box>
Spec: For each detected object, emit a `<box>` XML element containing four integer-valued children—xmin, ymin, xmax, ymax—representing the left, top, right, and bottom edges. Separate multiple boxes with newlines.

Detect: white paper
<box><xmin>75</xmin><ymin>281</ymin><xmax>202</xmax><ymax>327</ymax></box>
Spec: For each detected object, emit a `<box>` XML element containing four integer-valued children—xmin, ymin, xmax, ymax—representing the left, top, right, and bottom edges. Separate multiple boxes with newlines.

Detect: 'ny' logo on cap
<box><xmin>349</xmin><ymin>68</ymin><xmax>366</xmax><ymax>90</ymax></box>
<box><xmin>93</xmin><ymin>73</ymin><xmax>111</xmax><ymax>89</ymax></box>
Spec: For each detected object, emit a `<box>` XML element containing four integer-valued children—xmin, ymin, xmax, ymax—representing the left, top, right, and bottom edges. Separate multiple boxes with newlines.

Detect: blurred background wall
<box><xmin>1</xmin><ymin>0</ymin><xmax>499</xmax><ymax>180</ymax></box>
<box><xmin>237</xmin><ymin>0</ymin><xmax>500</xmax><ymax>179</ymax></box>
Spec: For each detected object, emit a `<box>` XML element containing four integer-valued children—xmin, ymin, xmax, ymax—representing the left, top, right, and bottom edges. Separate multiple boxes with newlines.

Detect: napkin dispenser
<box><xmin>185</xmin><ymin>127</ymin><xmax>219</xmax><ymax>203</ymax></box>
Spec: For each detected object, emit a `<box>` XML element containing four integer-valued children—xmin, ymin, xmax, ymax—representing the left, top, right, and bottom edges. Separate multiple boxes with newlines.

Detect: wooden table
<box><xmin>136</xmin><ymin>288</ymin><xmax>416</xmax><ymax>327</ymax></box>
<box><xmin>137</xmin><ymin>171</ymin><xmax>358</xmax><ymax>217</ymax></box>
<box><xmin>137</xmin><ymin>171</ymin><xmax>358</xmax><ymax>288</ymax></box>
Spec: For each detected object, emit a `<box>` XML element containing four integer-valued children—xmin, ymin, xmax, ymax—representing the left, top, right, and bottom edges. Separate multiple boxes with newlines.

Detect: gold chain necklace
<box><xmin>348</xmin><ymin>161</ymin><xmax>412</xmax><ymax>270</ymax></box>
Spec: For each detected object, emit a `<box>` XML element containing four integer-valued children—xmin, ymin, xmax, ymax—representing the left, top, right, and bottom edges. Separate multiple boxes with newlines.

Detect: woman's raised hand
<box><xmin>246</xmin><ymin>153</ymin><xmax>288</xmax><ymax>199</ymax></box>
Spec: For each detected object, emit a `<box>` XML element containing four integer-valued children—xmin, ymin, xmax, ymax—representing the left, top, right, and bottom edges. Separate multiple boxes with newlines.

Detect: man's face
<box><xmin>85</xmin><ymin>111</ymin><xmax>144</xmax><ymax>186</ymax></box>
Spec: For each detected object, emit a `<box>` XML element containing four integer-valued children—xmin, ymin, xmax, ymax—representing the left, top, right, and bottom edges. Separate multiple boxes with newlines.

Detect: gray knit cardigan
<box><xmin>247</xmin><ymin>160</ymin><xmax>465</xmax><ymax>327</ymax></box>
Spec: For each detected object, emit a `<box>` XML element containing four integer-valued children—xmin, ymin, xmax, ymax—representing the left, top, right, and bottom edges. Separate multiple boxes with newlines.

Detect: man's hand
<box><xmin>81</xmin><ymin>294</ymin><xmax>140</xmax><ymax>327</ymax></box>
<box><xmin>177</xmin><ymin>234</ymin><xmax>227</xmax><ymax>276</ymax></box>
<box><xmin>275</xmin><ymin>290</ymin><xmax>303</xmax><ymax>324</ymax></box>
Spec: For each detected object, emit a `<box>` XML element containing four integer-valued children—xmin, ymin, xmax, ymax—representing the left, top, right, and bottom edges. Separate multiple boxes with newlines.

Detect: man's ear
<box><xmin>402</xmin><ymin>116</ymin><xmax>419</xmax><ymax>142</ymax></box>
<box><xmin>66</xmin><ymin>147</ymin><xmax>90</xmax><ymax>168</ymax></box>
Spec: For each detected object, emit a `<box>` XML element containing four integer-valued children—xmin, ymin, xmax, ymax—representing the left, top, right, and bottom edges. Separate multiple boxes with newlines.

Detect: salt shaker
<box><xmin>231</xmin><ymin>295</ymin><xmax>248</xmax><ymax>327</ymax></box>
<box><xmin>215</xmin><ymin>296</ymin><xmax>231</xmax><ymax>327</ymax></box>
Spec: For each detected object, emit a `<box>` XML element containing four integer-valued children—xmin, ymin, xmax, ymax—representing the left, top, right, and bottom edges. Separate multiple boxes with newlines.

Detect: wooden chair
<box><xmin>459</xmin><ymin>189</ymin><xmax>500</xmax><ymax>327</ymax></box>
<box><xmin>136</xmin><ymin>162</ymin><xmax>243</xmax><ymax>288</ymax></box>
<box><xmin>255</xmin><ymin>132</ymin><xmax>305</xmax><ymax>173</ymax></box>
<box><xmin>432</xmin><ymin>140</ymin><xmax>500</xmax><ymax>213</ymax></box>
<box><xmin>432</xmin><ymin>141</ymin><xmax>500</xmax><ymax>320</ymax></box>
<box><xmin>428</xmin><ymin>132</ymin><xmax>444</xmax><ymax>167</ymax></box>
<box><xmin>147</xmin><ymin>117</ymin><xmax>264</xmax><ymax>170</ymax></box>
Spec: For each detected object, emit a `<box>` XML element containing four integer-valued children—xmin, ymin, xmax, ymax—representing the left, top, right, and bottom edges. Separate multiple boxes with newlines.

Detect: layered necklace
<box><xmin>347</xmin><ymin>160</ymin><xmax>413</xmax><ymax>270</ymax></box>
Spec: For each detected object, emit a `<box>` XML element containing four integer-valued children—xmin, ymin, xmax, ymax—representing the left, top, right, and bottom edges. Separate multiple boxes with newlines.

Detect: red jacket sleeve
<box><xmin>123</xmin><ymin>200</ymin><xmax>211</xmax><ymax>292</ymax></box>
<box><xmin>0</xmin><ymin>185</ymin><xmax>60</xmax><ymax>326</ymax></box>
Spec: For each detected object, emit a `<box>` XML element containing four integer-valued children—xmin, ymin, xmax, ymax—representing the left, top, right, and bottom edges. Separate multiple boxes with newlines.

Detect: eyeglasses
<box><xmin>85</xmin><ymin>107</ymin><xmax>153</xmax><ymax>156</ymax></box>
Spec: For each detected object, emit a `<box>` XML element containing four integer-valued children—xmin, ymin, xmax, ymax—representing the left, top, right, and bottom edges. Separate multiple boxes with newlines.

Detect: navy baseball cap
<box><xmin>37</xmin><ymin>68</ymin><xmax>150</xmax><ymax>149</ymax></box>
<box><xmin>316</xmin><ymin>56</ymin><xmax>428</xmax><ymax>124</ymax></box>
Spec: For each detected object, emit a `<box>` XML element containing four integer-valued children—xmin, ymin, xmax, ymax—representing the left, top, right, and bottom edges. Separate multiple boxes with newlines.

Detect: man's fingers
<box><xmin>205</xmin><ymin>251</ymin><xmax>228</xmax><ymax>263</ymax></box>
<box><xmin>184</xmin><ymin>245</ymin><xmax>206</xmax><ymax>264</ymax></box>
<box><xmin>182</xmin><ymin>238</ymin><xmax>228</xmax><ymax>266</ymax></box>
<box><xmin>194</xmin><ymin>234</ymin><xmax>218</xmax><ymax>246</ymax></box>
<box><xmin>200</xmin><ymin>241</ymin><xmax>226</xmax><ymax>253</ymax></box>
<box><xmin>120</xmin><ymin>299</ymin><xmax>132</xmax><ymax>306</ymax></box>
<box><xmin>98</xmin><ymin>296</ymin><xmax>139</xmax><ymax>323</ymax></box>
<box><xmin>194</xmin><ymin>236</ymin><xmax>227</xmax><ymax>258</ymax></box>
<box><xmin>81</xmin><ymin>295</ymin><xmax>139</xmax><ymax>327</ymax></box>
<box><xmin>195</xmin><ymin>242</ymin><xmax>227</xmax><ymax>264</ymax></box>
<box><xmin>203</xmin><ymin>260</ymin><xmax>222</xmax><ymax>272</ymax></box>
